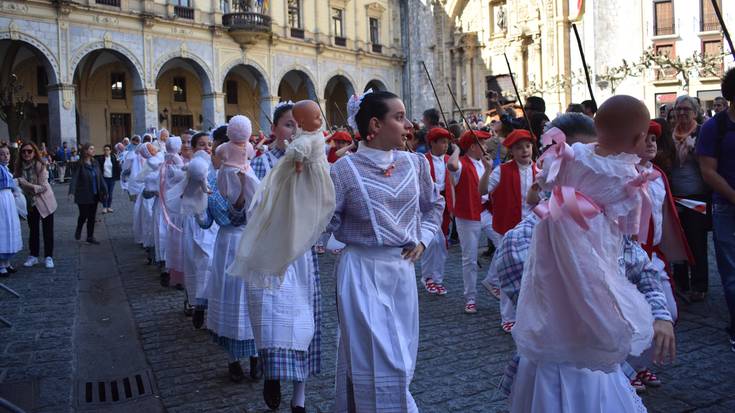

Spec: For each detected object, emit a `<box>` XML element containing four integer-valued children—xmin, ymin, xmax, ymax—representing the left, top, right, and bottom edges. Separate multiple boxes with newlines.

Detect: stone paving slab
<box><xmin>2</xmin><ymin>184</ymin><xmax>735</xmax><ymax>412</ymax></box>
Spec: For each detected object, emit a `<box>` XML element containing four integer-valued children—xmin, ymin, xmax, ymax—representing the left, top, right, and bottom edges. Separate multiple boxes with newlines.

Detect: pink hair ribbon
<box><xmin>537</xmin><ymin>127</ymin><xmax>573</xmax><ymax>183</ymax></box>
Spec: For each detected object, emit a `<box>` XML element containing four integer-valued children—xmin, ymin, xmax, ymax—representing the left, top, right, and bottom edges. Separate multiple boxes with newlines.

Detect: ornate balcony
<box><xmin>222</xmin><ymin>7</ymin><xmax>272</xmax><ymax>46</ymax></box>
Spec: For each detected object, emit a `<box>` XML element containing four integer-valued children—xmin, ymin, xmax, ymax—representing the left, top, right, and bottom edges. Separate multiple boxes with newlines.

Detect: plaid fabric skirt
<box><xmin>260</xmin><ymin>250</ymin><xmax>322</xmax><ymax>381</ymax></box>
<box><xmin>209</xmin><ymin>332</ymin><xmax>258</xmax><ymax>359</ymax></box>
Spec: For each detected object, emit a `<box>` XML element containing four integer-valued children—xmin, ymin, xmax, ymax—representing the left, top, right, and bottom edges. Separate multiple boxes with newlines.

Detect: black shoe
<box><xmin>160</xmin><ymin>272</ymin><xmax>170</xmax><ymax>287</ymax></box>
<box><xmin>291</xmin><ymin>403</ymin><xmax>306</xmax><ymax>413</ymax></box>
<box><xmin>263</xmin><ymin>379</ymin><xmax>281</xmax><ymax>410</ymax></box>
<box><xmin>86</xmin><ymin>238</ymin><xmax>100</xmax><ymax>245</ymax></box>
<box><xmin>183</xmin><ymin>301</ymin><xmax>194</xmax><ymax>317</ymax></box>
<box><xmin>250</xmin><ymin>356</ymin><xmax>263</xmax><ymax>380</ymax></box>
<box><xmin>175</xmin><ymin>283</ymin><xmax>184</xmax><ymax>291</ymax></box>
<box><xmin>228</xmin><ymin>361</ymin><xmax>245</xmax><ymax>383</ymax></box>
<box><xmin>192</xmin><ymin>309</ymin><xmax>205</xmax><ymax>329</ymax></box>
<box><xmin>6</xmin><ymin>265</ymin><xmax>16</xmax><ymax>274</ymax></box>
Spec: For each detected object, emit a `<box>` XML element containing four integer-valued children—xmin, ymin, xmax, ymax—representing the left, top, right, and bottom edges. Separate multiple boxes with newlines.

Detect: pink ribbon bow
<box><xmin>533</xmin><ymin>186</ymin><xmax>603</xmax><ymax>231</ymax></box>
<box><xmin>537</xmin><ymin>127</ymin><xmax>574</xmax><ymax>183</ymax></box>
<box><xmin>625</xmin><ymin>169</ymin><xmax>661</xmax><ymax>240</ymax></box>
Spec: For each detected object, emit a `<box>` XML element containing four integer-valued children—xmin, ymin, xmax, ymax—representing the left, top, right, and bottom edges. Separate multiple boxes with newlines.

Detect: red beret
<box><xmin>648</xmin><ymin>121</ymin><xmax>662</xmax><ymax>139</ymax></box>
<box><xmin>328</xmin><ymin>131</ymin><xmax>353</xmax><ymax>143</ymax></box>
<box><xmin>503</xmin><ymin>129</ymin><xmax>534</xmax><ymax>149</ymax></box>
<box><xmin>426</xmin><ymin>127</ymin><xmax>452</xmax><ymax>143</ymax></box>
<box><xmin>458</xmin><ymin>129</ymin><xmax>491</xmax><ymax>151</ymax></box>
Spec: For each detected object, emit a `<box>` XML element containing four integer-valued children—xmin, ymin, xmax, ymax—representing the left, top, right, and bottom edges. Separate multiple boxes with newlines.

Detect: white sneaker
<box><xmin>44</xmin><ymin>257</ymin><xmax>55</xmax><ymax>269</ymax></box>
<box><xmin>23</xmin><ymin>256</ymin><xmax>39</xmax><ymax>267</ymax></box>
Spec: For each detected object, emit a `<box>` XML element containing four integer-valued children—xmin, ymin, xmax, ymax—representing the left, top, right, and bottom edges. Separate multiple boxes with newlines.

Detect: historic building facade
<box><xmin>407</xmin><ymin>0</ymin><xmax>733</xmax><ymax>119</ymax></box>
<box><xmin>0</xmin><ymin>0</ymin><xmax>404</xmax><ymax>148</ymax></box>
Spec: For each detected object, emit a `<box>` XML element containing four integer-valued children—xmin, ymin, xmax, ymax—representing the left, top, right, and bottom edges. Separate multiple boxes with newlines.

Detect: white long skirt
<box><xmin>510</xmin><ymin>357</ymin><xmax>647</xmax><ymax>413</ymax></box>
<box><xmin>134</xmin><ymin>195</ymin><xmax>154</xmax><ymax>247</ymax></box>
<box><xmin>206</xmin><ymin>225</ymin><xmax>254</xmax><ymax>341</ymax></box>
<box><xmin>182</xmin><ymin>216</ymin><xmax>218</xmax><ymax>302</ymax></box>
<box><xmin>0</xmin><ymin>189</ymin><xmax>22</xmax><ymax>255</ymax></box>
<box><xmin>335</xmin><ymin>246</ymin><xmax>419</xmax><ymax>413</ymax></box>
<box><xmin>247</xmin><ymin>250</ymin><xmax>315</xmax><ymax>352</ymax></box>
<box><xmin>164</xmin><ymin>212</ymin><xmax>185</xmax><ymax>274</ymax></box>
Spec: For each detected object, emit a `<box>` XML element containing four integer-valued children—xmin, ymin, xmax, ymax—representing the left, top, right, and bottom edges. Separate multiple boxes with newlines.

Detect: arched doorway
<box><xmin>277</xmin><ymin>70</ymin><xmax>317</xmax><ymax>102</ymax></box>
<box><xmin>223</xmin><ymin>64</ymin><xmax>270</xmax><ymax>133</ymax></box>
<box><xmin>156</xmin><ymin>58</ymin><xmax>213</xmax><ymax>135</ymax></box>
<box><xmin>0</xmin><ymin>40</ymin><xmax>57</xmax><ymax>146</ymax></box>
<box><xmin>364</xmin><ymin>79</ymin><xmax>387</xmax><ymax>92</ymax></box>
<box><xmin>73</xmin><ymin>49</ymin><xmax>145</xmax><ymax>147</ymax></box>
<box><xmin>324</xmin><ymin>75</ymin><xmax>354</xmax><ymax>129</ymax></box>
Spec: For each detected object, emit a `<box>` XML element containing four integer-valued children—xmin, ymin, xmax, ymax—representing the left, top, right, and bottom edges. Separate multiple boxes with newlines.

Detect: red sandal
<box><xmin>637</xmin><ymin>369</ymin><xmax>661</xmax><ymax>387</ymax></box>
<box><xmin>501</xmin><ymin>321</ymin><xmax>515</xmax><ymax>333</ymax></box>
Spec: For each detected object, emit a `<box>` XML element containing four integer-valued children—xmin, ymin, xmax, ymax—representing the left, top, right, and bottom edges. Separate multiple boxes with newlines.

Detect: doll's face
<box><xmin>0</xmin><ymin>147</ymin><xmax>9</xmax><ymax>164</ymax></box>
<box><xmin>292</xmin><ymin>101</ymin><xmax>323</xmax><ymax>132</ymax></box>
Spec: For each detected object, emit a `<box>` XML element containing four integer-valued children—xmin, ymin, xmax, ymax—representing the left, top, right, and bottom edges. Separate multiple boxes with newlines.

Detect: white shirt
<box><xmin>451</xmin><ymin>156</ymin><xmax>488</xmax><ymax>203</ymax></box>
<box><xmin>103</xmin><ymin>155</ymin><xmax>113</xmax><ymax>178</ymax></box>
<box><xmin>430</xmin><ymin>154</ymin><xmax>446</xmax><ymax>192</ymax></box>
<box><xmin>486</xmin><ymin>161</ymin><xmax>535</xmax><ymax>218</ymax></box>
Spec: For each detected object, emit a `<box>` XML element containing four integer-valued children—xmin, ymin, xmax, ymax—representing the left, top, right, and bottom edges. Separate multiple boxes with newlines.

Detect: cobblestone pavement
<box><xmin>2</xmin><ymin>184</ymin><xmax>735</xmax><ymax>412</ymax></box>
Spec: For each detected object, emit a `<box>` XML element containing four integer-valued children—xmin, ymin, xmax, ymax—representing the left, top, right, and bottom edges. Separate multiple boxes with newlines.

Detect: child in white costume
<box><xmin>228</xmin><ymin>100</ymin><xmax>336</xmax><ymax>287</ymax></box>
<box><xmin>510</xmin><ymin>96</ymin><xmax>657</xmax><ymax>412</ymax></box>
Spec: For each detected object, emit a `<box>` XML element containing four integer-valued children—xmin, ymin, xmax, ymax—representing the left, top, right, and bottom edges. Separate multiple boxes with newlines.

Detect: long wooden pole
<box><xmin>502</xmin><ymin>53</ymin><xmax>535</xmax><ymax>140</ymax></box>
<box><xmin>711</xmin><ymin>0</ymin><xmax>734</xmax><ymax>62</ymax></box>
<box><xmin>571</xmin><ymin>23</ymin><xmax>597</xmax><ymax>107</ymax></box>
<box><xmin>421</xmin><ymin>61</ymin><xmax>450</xmax><ymax>128</ymax></box>
<box><xmin>446</xmin><ymin>82</ymin><xmax>487</xmax><ymax>156</ymax></box>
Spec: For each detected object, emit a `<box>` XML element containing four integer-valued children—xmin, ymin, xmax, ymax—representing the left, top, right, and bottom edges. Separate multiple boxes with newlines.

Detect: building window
<box><xmin>654</xmin><ymin>0</ymin><xmax>675</xmax><ymax>36</ymax></box>
<box><xmin>36</xmin><ymin>66</ymin><xmax>48</xmax><ymax>97</ymax></box>
<box><xmin>654</xmin><ymin>43</ymin><xmax>676</xmax><ymax>80</ymax></box>
<box><xmin>332</xmin><ymin>8</ymin><xmax>344</xmax><ymax>38</ymax></box>
<box><xmin>220</xmin><ymin>0</ymin><xmax>230</xmax><ymax>13</ymax></box>
<box><xmin>369</xmin><ymin>17</ymin><xmax>380</xmax><ymax>45</ymax></box>
<box><xmin>703</xmin><ymin>39</ymin><xmax>724</xmax><ymax>76</ymax></box>
<box><xmin>288</xmin><ymin>0</ymin><xmax>301</xmax><ymax>28</ymax></box>
<box><xmin>111</xmin><ymin>72</ymin><xmax>126</xmax><ymax>100</ymax></box>
<box><xmin>173</xmin><ymin>0</ymin><xmax>194</xmax><ymax>19</ymax></box>
<box><xmin>226</xmin><ymin>80</ymin><xmax>238</xmax><ymax>104</ymax></box>
<box><xmin>701</xmin><ymin>0</ymin><xmax>721</xmax><ymax>32</ymax></box>
<box><xmin>96</xmin><ymin>0</ymin><xmax>121</xmax><ymax>6</ymax></box>
<box><xmin>173</xmin><ymin>77</ymin><xmax>187</xmax><ymax>102</ymax></box>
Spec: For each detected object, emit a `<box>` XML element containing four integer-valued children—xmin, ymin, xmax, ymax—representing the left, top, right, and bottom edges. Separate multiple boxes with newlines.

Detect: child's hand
<box><xmin>480</xmin><ymin>153</ymin><xmax>493</xmax><ymax>170</ymax></box>
<box><xmin>295</xmin><ymin>160</ymin><xmax>303</xmax><ymax>174</ymax></box>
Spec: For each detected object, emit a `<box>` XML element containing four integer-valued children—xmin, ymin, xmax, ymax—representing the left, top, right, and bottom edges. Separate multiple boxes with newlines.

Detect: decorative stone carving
<box><xmin>94</xmin><ymin>15</ymin><xmax>119</xmax><ymax>26</ymax></box>
<box><xmin>1</xmin><ymin>2</ymin><xmax>29</xmax><ymax>14</ymax></box>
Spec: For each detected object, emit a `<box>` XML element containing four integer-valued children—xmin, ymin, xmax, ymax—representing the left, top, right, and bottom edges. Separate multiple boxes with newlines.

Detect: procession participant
<box><xmin>197</xmin><ymin>120</ymin><xmax>261</xmax><ymax>383</ymax></box>
<box><xmin>130</xmin><ymin>143</ymin><xmax>154</xmax><ymax>245</ymax></box>
<box><xmin>420</xmin><ymin>127</ymin><xmax>457</xmax><ymax>295</ymax></box>
<box><xmin>326</xmin><ymin>131</ymin><xmax>354</xmax><ymax>164</ymax></box>
<box><xmin>251</xmin><ymin>102</ymin><xmax>295</xmax><ymax>180</ymax></box>
<box><xmin>159</xmin><ymin>137</ymin><xmax>186</xmax><ymax>289</ymax></box>
<box><xmin>230</xmin><ymin>103</ymin><xmax>324</xmax><ymax>413</ymax></box>
<box><xmin>329</xmin><ymin>90</ymin><xmax>444</xmax><ymax>412</ymax></box>
<box><xmin>447</xmin><ymin>128</ymin><xmax>495</xmax><ymax>313</ymax></box>
<box><xmin>0</xmin><ymin>144</ymin><xmax>22</xmax><ymax>275</ymax></box>
<box><xmin>510</xmin><ymin>96</ymin><xmax>661</xmax><ymax>412</ymax></box>
<box><xmin>626</xmin><ymin>120</ymin><xmax>693</xmax><ymax>391</ymax></box>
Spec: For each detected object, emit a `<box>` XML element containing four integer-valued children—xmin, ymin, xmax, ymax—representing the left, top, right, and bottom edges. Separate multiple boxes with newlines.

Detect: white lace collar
<box><xmin>358</xmin><ymin>142</ymin><xmax>395</xmax><ymax>170</ymax></box>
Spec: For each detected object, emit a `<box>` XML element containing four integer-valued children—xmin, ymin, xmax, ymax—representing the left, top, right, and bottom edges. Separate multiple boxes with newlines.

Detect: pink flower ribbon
<box><xmin>626</xmin><ymin>168</ymin><xmax>661</xmax><ymax>240</ymax></box>
<box><xmin>537</xmin><ymin>127</ymin><xmax>574</xmax><ymax>183</ymax></box>
<box><xmin>533</xmin><ymin>186</ymin><xmax>603</xmax><ymax>231</ymax></box>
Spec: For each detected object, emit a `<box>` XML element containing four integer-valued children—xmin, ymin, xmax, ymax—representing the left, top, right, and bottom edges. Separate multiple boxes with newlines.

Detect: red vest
<box><xmin>454</xmin><ymin>156</ymin><xmax>487</xmax><ymax>221</ymax></box>
<box><xmin>491</xmin><ymin>161</ymin><xmax>537</xmax><ymax>235</ymax></box>
<box><xmin>327</xmin><ymin>147</ymin><xmax>339</xmax><ymax>164</ymax></box>
<box><xmin>425</xmin><ymin>153</ymin><xmax>454</xmax><ymax>235</ymax></box>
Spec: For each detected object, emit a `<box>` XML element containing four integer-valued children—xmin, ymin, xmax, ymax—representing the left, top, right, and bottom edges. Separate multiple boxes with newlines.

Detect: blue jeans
<box><xmin>713</xmin><ymin>202</ymin><xmax>735</xmax><ymax>332</ymax></box>
<box><xmin>103</xmin><ymin>177</ymin><xmax>115</xmax><ymax>208</ymax></box>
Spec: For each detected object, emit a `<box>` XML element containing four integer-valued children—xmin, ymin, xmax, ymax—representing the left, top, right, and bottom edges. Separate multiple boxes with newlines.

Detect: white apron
<box><xmin>182</xmin><ymin>215</ymin><xmax>218</xmax><ymax>301</ymax></box>
<box><xmin>206</xmin><ymin>225</ymin><xmax>254</xmax><ymax>341</ymax></box>
<box><xmin>133</xmin><ymin>194</ymin><xmax>154</xmax><ymax>246</ymax></box>
<box><xmin>510</xmin><ymin>357</ymin><xmax>647</xmax><ymax>413</ymax></box>
<box><xmin>335</xmin><ymin>246</ymin><xmax>419</xmax><ymax>413</ymax></box>
<box><xmin>247</xmin><ymin>250</ymin><xmax>315</xmax><ymax>351</ymax></box>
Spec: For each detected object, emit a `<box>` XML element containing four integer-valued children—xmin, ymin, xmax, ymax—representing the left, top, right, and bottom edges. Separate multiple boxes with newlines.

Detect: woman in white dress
<box><xmin>0</xmin><ymin>144</ymin><xmax>22</xmax><ymax>275</ymax></box>
<box><xmin>329</xmin><ymin>90</ymin><xmax>444</xmax><ymax>412</ymax></box>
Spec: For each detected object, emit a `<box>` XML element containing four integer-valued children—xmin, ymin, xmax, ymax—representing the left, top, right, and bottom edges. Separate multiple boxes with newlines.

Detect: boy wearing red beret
<box><xmin>420</xmin><ymin>127</ymin><xmax>456</xmax><ymax>295</ymax></box>
<box><xmin>448</xmin><ymin>129</ymin><xmax>497</xmax><ymax>313</ymax></box>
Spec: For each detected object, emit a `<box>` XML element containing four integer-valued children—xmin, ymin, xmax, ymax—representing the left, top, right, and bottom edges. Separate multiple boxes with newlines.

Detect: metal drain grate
<box><xmin>76</xmin><ymin>369</ymin><xmax>157</xmax><ymax>406</ymax></box>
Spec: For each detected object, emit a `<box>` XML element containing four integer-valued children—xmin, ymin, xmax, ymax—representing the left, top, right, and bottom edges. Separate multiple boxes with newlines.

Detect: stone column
<box><xmin>202</xmin><ymin>92</ymin><xmax>226</xmax><ymax>131</ymax></box>
<box><xmin>47</xmin><ymin>83</ymin><xmax>77</xmax><ymax>148</ymax></box>
<box><xmin>133</xmin><ymin>88</ymin><xmax>159</xmax><ymax>135</ymax></box>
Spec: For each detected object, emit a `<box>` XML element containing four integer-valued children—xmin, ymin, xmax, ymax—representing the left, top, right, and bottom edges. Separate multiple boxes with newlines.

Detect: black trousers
<box><xmin>673</xmin><ymin>196</ymin><xmax>711</xmax><ymax>293</ymax></box>
<box><xmin>28</xmin><ymin>206</ymin><xmax>54</xmax><ymax>258</ymax></box>
<box><xmin>76</xmin><ymin>203</ymin><xmax>99</xmax><ymax>240</ymax></box>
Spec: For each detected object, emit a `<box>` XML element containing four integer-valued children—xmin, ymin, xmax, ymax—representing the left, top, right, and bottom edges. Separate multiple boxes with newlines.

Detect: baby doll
<box><xmin>167</xmin><ymin>151</ymin><xmax>212</xmax><ymax>216</ymax></box>
<box><xmin>228</xmin><ymin>100</ymin><xmax>336</xmax><ymax>287</ymax></box>
<box><xmin>216</xmin><ymin>115</ymin><xmax>254</xmax><ymax>204</ymax></box>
